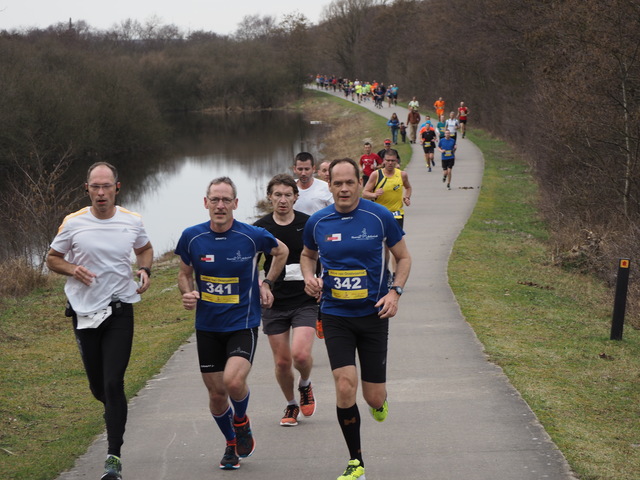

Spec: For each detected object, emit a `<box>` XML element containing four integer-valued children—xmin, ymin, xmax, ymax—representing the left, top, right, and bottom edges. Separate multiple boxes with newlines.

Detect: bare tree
<box><xmin>321</xmin><ymin>0</ymin><xmax>386</xmax><ymax>77</ymax></box>
<box><xmin>1</xmin><ymin>147</ymin><xmax>84</xmax><ymax>270</ymax></box>
<box><xmin>234</xmin><ymin>14</ymin><xmax>277</xmax><ymax>41</ymax></box>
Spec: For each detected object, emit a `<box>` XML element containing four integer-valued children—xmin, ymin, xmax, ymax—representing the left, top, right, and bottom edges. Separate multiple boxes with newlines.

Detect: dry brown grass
<box><xmin>0</xmin><ymin>258</ymin><xmax>49</xmax><ymax>298</ymax></box>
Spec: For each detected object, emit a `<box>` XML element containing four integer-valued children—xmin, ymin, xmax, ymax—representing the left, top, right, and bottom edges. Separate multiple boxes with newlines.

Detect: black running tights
<box><xmin>73</xmin><ymin>303</ymin><xmax>134</xmax><ymax>457</ymax></box>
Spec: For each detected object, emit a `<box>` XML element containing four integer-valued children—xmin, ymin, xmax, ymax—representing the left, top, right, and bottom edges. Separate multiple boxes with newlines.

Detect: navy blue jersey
<box><xmin>303</xmin><ymin>199</ymin><xmax>404</xmax><ymax>317</ymax></box>
<box><xmin>439</xmin><ymin>137</ymin><xmax>456</xmax><ymax>160</ymax></box>
<box><xmin>175</xmin><ymin>219</ymin><xmax>279</xmax><ymax>332</ymax></box>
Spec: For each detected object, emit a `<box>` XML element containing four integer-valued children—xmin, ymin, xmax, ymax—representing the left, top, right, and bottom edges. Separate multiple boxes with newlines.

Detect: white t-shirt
<box><xmin>50</xmin><ymin>206</ymin><xmax>150</xmax><ymax>316</ymax></box>
<box><xmin>446</xmin><ymin>118</ymin><xmax>459</xmax><ymax>134</ymax></box>
<box><xmin>295</xmin><ymin>179</ymin><xmax>334</xmax><ymax>215</ymax></box>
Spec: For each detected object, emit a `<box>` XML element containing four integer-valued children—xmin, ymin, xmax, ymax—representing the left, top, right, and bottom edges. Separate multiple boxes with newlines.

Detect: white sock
<box><xmin>299</xmin><ymin>378</ymin><xmax>311</xmax><ymax>388</ymax></box>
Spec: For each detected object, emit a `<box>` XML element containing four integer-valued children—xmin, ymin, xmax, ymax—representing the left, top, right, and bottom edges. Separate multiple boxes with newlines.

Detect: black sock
<box><xmin>336</xmin><ymin>404</ymin><xmax>363</xmax><ymax>465</ymax></box>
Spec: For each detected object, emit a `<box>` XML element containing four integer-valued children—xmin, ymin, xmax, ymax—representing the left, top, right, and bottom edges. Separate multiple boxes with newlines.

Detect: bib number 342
<box><xmin>328</xmin><ymin>269</ymin><xmax>368</xmax><ymax>300</ymax></box>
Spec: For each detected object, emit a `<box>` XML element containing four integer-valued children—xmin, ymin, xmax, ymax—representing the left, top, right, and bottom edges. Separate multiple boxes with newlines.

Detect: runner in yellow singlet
<box><xmin>362</xmin><ymin>150</ymin><xmax>412</xmax><ymax>229</ymax></box>
<box><xmin>362</xmin><ymin>150</ymin><xmax>412</xmax><ymax>284</ymax></box>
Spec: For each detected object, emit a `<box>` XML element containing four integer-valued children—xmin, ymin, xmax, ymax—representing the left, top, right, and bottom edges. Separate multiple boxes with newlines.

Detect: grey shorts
<box><xmin>262</xmin><ymin>304</ymin><xmax>318</xmax><ymax>335</ymax></box>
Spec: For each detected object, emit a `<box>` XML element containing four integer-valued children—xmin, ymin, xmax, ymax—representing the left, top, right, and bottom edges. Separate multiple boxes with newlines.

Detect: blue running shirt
<box><xmin>175</xmin><ymin>220</ymin><xmax>279</xmax><ymax>332</ymax></box>
<box><xmin>303</xmin><ymin>199</ymin><xmax>404</xmax><ymax>317</ymax></box>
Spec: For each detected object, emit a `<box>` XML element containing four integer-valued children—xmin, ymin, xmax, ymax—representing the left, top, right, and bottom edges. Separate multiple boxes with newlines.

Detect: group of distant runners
<box><xmin>315</xmin><ymin>74</ymin><xmax>401</xmax><ymax>108</ymax></box>
<box><xmin>315</xmin><ymin>74</ymin><xmax>471</xmax><ymax>190</ymax></box>
<box><xmin>385</xmin><ymin>93</ymin><xmax>470</xmax><ymax>190</ymax></box>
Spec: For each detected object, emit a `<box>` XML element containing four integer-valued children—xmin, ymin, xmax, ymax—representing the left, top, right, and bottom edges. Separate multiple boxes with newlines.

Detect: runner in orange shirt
<box><xmin>433</xmin><ymin>97</ymin><xmax>445</xmax><ymax>120</ymax></box>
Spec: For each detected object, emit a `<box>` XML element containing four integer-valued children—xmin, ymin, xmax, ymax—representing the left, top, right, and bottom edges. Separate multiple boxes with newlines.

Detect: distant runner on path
<box><xmin>438</xmin><ymin>129</ymin><xmax>458</xmax><ymax>190</ymax></box>
<box><xmin>457</xmin><ymin>101</ymin><xmax>470</xmax><ymax>138</ymax></box>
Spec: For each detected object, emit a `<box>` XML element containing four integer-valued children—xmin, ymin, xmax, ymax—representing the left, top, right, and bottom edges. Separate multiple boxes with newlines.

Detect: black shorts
<box><xmin>262</xmin><ymin>304</ymin><xmax>318</xmax><ymax>335</ymax></box>
<box><xmin>442</xmin><ymin>158</ymin><xmax>455</xmax><ymax>170</ymax></box>
<box><xmin>459</xmin><ymin>119</ymin><xmax>467</xmax><ymax>124</ymax></box>
<box><xmin>196</xmin><ymin>327</ymin><xmax>258</xmax><ymax>373</ymax></box>
<box><xmin>423</xmin><ymin>146</ymin><xmax>435</xmax><ymax>154</ymax></box>
<box><xmin>396</xmin><ymin>216</ymin><xmax>404</xmax><ymax>229</ymax></box>
<box><xmin>322</xmin><ymin>312</ymin><xmax>389</xmax><ymax>383</ymax></box>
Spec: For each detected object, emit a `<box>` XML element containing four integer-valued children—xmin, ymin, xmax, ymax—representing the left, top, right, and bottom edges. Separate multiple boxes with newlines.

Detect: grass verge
<box><xmin>449</xmin><ymin>129</ymin><xmax>640</xmax><ymax>480</ymax></box>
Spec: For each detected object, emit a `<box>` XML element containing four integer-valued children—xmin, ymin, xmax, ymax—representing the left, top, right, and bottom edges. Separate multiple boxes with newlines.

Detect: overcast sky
<box><xmin>0</xmin><ymin>1</ymin><xmax>333</xmax><ymax>36</ymax></box>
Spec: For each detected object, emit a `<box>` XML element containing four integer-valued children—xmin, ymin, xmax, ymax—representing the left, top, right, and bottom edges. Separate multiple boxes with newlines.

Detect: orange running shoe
<box><xmin>298</xmin><ymin>383</ymin><xmax>316</xmax><ymax>417</ymax></box>
<box><xmin>280</xmin><ymin>404</ymin><xmax>300</xmax><ymax>426</ymax></box>
<box><xmin>316</xmin><ymin>318</ymin><xmax>325</xmax><ymax>339</ymax></box>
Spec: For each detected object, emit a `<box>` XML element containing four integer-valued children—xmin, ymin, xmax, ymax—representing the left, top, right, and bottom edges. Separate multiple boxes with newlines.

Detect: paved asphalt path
<box><xmin>57</xmin><ymin>91</ymin><xmax>577</xmax><ymax>480</ymax></box>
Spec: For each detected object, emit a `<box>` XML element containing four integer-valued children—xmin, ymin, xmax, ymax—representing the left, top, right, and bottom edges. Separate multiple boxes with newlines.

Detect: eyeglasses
<box><xmin>87</xmin><ymin>183</ymin><xmax>117</xmax><ymax>191</ymax></box>
<box><xmin>207</xmin><ymin>197</ymin><xmax>235</xmax><ymax>205</ymax></box>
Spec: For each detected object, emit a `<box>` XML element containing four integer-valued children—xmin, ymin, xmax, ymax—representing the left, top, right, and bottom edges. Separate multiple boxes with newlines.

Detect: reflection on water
<box><xmin>116</xmin><ymin>110</ymin><xmax>323</xmax><ymax>255</ymax></box>
<box><xmin>0</xmin><ymin>110</ymin><xmax>326</xmax><ymax>261</ymax></box>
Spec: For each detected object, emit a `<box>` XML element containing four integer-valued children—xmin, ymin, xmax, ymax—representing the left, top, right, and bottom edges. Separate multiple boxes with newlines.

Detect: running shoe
<box><xmin>428</xmin><ymin>167</ymin><xmax>432</xmax><ymax>172</ymax></box>
<box><xmin>298</xmin><ymin>384</ymin><xmax>316</xmax><ymax>417</ymax></box>
<box><xmin>370</xmin><ymin>399</ymin><xmax>388</xmax><ymax>422</ymax></box>
<box><xmin>219</xmin><ymin>444</ymin><xmax>240</xmax><ymax>470</ymax></box>
<box><xmin>316</xmin><ymin>318</ymin><xmax>325</xmax><ymax>339</ymax></box>
<box><xmin>280</xmin><ymin>404</ymin><xmax>300</xmax><ymax>426</ymax></box>
<box><xmin>442</xmin><ymin>175</ymin><xmax>447</xmax><ymax>183</ymax></box>
<box><xmin>447</xmin><ymin>184</ymin><xmax>451</xmax><ymax>190</ymax></box>
<box><xmin>101</xmin><ymin>455</ymin><xmax>122</xmax><ymax>480</ymax></box>
<box><xmin>233</xmin><ymin>416</ymin><xmax>256</xmax><ymax>458</ymax></box>
<box><xmin>337</xmin><ymin>459</ymin><xmax>366</xmax><ymax>480</ymax></box>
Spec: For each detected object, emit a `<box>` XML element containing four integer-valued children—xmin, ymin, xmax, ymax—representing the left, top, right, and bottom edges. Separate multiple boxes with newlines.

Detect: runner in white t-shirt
<box><xmin>292</xmin><ymin>152</ymin><xmax>334</xmax><ymax>216</ymax></box>
<box><xmin>46</xmin><ymin>162</ymin><xmax>153</xmax><ymax>480</ymax></box>
<box><xmin>445</xmin><ymin>111</ymin><xmax>460</xmax><ymax>140</ymax></box>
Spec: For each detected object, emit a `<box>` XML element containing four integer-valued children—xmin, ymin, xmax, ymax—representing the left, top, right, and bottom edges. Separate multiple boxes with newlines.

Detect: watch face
<box><xmin>392</xmin><ymin>286</ymin><xmax>403</xmax><ymax>295</ymax></box>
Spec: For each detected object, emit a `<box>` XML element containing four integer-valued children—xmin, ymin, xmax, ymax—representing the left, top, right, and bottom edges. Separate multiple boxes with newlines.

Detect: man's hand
<box><xmin>182</xmin><ymin>291</ymin><xmax>200</xmax><ymax>310</ymax></box>
<box><xmin>73</xmin><ymin>265</ymin><xmax>96</xmax><ymax>286</ymax></box>
<box><xmin>304</xmin><ymin>277</ymin><xmax>323</xmax><ymax>300</ymax></box>
<box><xmin>136</xmin><ymin>269</ymin><xmax>151</xmax><ymax>294</ymax></box>
<box><xmin>375</xmin><ymin>290</ymin><xmax>400</xmax><ymax>319</ymax></box>
<box><xmin>260</xmin><ymin>282</ymin><xmax>275</xmax><ymax>308</ymax></box>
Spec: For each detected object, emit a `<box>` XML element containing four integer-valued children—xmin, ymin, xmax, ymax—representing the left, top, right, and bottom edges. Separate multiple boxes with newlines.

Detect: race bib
<box><xmin>391</xmin><ymin>210</ymin><xmax>403</xmax><ymax>219</ymax></box>
<box><xmin>200</xmin><ymin>275</ymin><xmax>240</xmax><ymax>304</ymax></box>
<box><xmin>444</xmin><ymin>150</ymin><xmax>453</xmax><ymax>157</ymax></box>
<box><xmin>328</xmin><ymin>269</ymin><xmax>368</xmax><ymax>300</ymax></box>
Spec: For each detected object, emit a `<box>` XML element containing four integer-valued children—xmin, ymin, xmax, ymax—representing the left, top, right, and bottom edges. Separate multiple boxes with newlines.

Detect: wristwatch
<box><xmin>262</xmin><ymin>278</ymin><xmax>274</xmax><ymax>290</ymax></box>
<box><xmin>390</xmin><ymin>285</ymin><xmax>403</xmax><ymax>295</ymax></box>
<box><xmin>138</xmin><ymin>266</ymin><xmax>151</xmax><ymax>278</ymax></box>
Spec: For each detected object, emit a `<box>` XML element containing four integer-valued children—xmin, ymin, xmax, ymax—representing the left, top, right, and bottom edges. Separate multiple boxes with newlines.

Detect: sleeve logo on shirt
<box><xmin>200</xmin><ymin>254</ymin><xmax>215</xmax><ymax>262</ymax></box>
<box><xmin>325</xmin><ymin>233</ymin><xmax>342</xmax><ymax>242</ymax></box>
